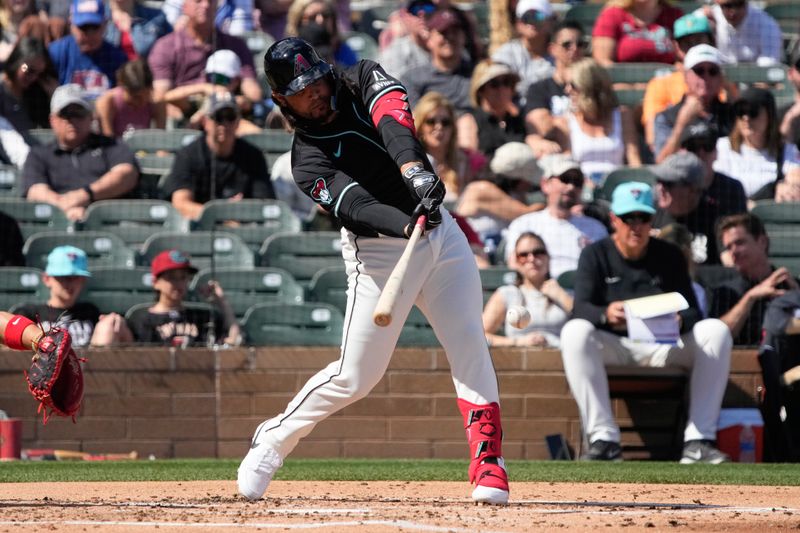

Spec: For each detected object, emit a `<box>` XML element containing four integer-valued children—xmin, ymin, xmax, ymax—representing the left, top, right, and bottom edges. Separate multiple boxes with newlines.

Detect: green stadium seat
<box><xmin>479</xmin><ymin>267</ymin><xmax>517</xmax><ymax>302</ymax></box>
<box><xmin>563</xmin><ymin>4</ymin><xmax>602</xmax><ymax>34</ymax></box>
<box><xmin>242</xmin><ymin>30</ymin><xmax>274</xmax><ymax>55</ymax></box>
<box><xmin>135</xmin><ymin>153</ymin><xmax>175</xmax><ymax>199</ymax></box>
<box><xmin>557</xmin><ymin>269</ymin><xmax>577</xmax><ymax>291</ymax></box>
<box><xmin>344</xmin><ymin>31</ymin><xmax>379</xmax><ymax>61</ymax></box>
<box><xmin>596</xmin><ymin>167</ymin><xmax>657</xmax><ymax>202</ymax></box>
<box><xmin>614</xmin><ymin>88</ymin><xmax>646</xmax><ymax>108</ymax></box>
<box><xmin>0</xmin><ymin>267</ymin><xmax>43</xmax><ymax>311</ymax></box>
<box><xmin>241</xmin><ymin>302</ymin><xmax>343</xmax><ymax>346</ymax></box>
<box><xmin>123</xmin><ymin>129</ymin><xmax>200</xmax><ymax>154</ymax></box>
<box><xmin>0</xmin><ymin>164</ymin><xmax>19</xmax><ymax>197</ymax></box>
<box><xmin>240</xmin><ymin>131</ymin><xmax>293</xmax><ymax>153</ymax></box>
<box><xmin>308</xmin><ymin>266</ymin><xmax>347</xmax><ymax>311</ymax></box>
<box><xmin>0</xmin><ymin>199</ymin><xmax>71</xmax><ymax>240</ymax></box>
<box><xmin>195</xmin><ymin>199</ymin><xmax>301</xmax><ymax>252</ymax></box>
<box><xmin>259</xmin><ymin>231</ymin><xmax>343</xmax><ymax>288</ymax></box>
<box><xmin>81</xmin><ymin>266</ymin><xmax>153</xmax><ymax>314</ymax></box>
<box><xmin>81</xmin><ymin>200</ymin><xmax>186</xmax><ymax>247</ymax></box>
<box><xmin>23</xmin><ymin>231</ymin><xmax>135</xmax><ymax>270</ymax></box>
<box><xmin>398</xmin><ymin>306</ymin><xmax>439</xmax><ymax>347</ymax></box>
<box><xmin>606</xmin><ymin>63</ymin><xmax>674</xmax><ymax>85</ymax></box>
<box><xmin>190</xmin><ymin>266</ymin><xmax>303</xmax><ymax>318</ymax></box>
<box><xmin>28</xmin><ymin>128</ymin><xmax>54</xmax><ymax>145</ymax></box>
<box><xmin>751</xmin><ymin>201</ymin><xmax>800</xmax><ymax>234</ymax></box>
<box><xmin>139</xmin><ymin>231</ymin><xmax>254</xmax><ymax>270</ymax></box>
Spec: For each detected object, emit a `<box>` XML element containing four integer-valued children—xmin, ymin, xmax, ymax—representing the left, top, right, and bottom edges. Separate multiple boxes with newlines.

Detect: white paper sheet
<box><xmin>623</xmin><ymin>292</ymin><xmax>689</xmax><ymax>345</ymax></box>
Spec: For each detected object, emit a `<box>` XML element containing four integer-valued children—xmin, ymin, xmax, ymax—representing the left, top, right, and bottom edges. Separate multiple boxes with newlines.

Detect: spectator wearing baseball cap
<box><xmin>653</xmin><ymin>44</ymin><xmax>735</xmax><ymax>163</ymax></box>
<box><xmin>21</xmin><ymin>83</ymin><xmax>139</xmax><ymax>222</ymax></box>
<box><xmin>127</xmin><ymin>249</ymin><xmax>240</xmax><ymax>347</ymax></box>
<box><xmin>560</xmin><ymin>178</ymin><xmax>732</xmax><ymax>464</ymax></box>
<box><xmin>467</xmin><ymin>60</ymin><xmax>525</xmax><ymax>158</ymax></box>
<box><xmin>48</xmin><ymin>0</ymin><xmax>128</xmax><ymax>100</ymax></box>
<box><xmin>591</xmin><ymin>0</ymin><xmax>682</xmax><ymax>67</ymax></box>
<box><xmin>651</xmin><ymin>151</ymin><xmax>723</xmax><ymax>265</ymax></box>
<box><xmin>505</xmin><ymin>153</ymin><xmax>607</xmax><ymax>277</ymax></box>
<box><xmin>13</xmin><ymin>245</ymin><xmax>132</xmax><ymax>347</ymax></box>
<box><xmin>490</xmin><ymin>0</ymin><xmax>555</xmax><ymax>99</ymax></box>
<box><xmin>161</xmin><ymin>90</ymin><xmax>275</xmax><ymax>221</ymax></box>
<box><xmin>641</xmin><ymin>13</ymin><xmax>739</xmax><ymax>150</ymax></box>
<box><xmin>714</xmin><ymin>87</ymin><xmax>800</xmax><ymax>199</ymax></box>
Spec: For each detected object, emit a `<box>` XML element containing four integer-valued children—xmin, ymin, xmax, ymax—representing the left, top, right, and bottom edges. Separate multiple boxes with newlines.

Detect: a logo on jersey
<box><xmin>310</xmin><ymin>177</ymin><xmax>333</xmax><ymax>205</ymax></box>
<box><xmin>333</xmin><ymin>141</ymin><xmax>342</xmax><ymax>158</ymax></box>
<box><xmin>371</xmin><ymin>69</ymin><xmax>393</xmax><ymax>90</ymax></box>
<box><xmin>294</xmin><ymin>53</ymin><xmax>312</xmax><ymax>76</ymax></box>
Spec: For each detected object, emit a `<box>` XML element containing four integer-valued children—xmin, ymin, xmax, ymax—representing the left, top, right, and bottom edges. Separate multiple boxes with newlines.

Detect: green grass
<box><xmin>2</xmin><ymin>459</ymin><xmax>800</xmax><ymax>486</ymax></box>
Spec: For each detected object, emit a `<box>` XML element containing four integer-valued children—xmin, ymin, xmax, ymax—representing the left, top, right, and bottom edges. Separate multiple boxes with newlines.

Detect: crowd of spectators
<box><xmin>1</xmin><ymin>0</ymin><xmax>800</xmax><ymax>460</ymax></box>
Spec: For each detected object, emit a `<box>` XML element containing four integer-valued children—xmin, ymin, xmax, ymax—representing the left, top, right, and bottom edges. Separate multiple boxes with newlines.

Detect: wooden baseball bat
<box><xmin>373</xmin><ymin>215</ymin><xmax>427</xmax><ymax>327</ymax></box>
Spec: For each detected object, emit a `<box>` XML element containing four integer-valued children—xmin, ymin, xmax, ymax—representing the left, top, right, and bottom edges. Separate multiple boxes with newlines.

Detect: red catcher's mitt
<box><xmin>24</xmin><ymin>327</ymin><xmax>86</xmax><ymax>424</ymax></box>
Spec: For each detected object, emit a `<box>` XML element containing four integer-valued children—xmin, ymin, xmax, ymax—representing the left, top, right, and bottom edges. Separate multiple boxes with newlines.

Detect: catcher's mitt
<box><xmin>24</xmin><ymin>327</ymin><xmax>86</xmax><ymax>424</ymax></box>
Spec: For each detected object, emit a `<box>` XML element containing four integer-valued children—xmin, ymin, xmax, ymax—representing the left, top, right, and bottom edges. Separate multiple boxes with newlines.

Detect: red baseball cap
<box><xmin>151</xmin><ymin>249</ymin><xmax>198</xmax><ymax>278</ymax></box>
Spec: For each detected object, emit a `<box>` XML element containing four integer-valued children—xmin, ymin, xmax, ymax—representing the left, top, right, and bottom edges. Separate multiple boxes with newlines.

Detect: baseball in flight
<box><xmin>506</xmin><ymin>306</ymin><xmax>531</xmax><ymax>329</ymax></box>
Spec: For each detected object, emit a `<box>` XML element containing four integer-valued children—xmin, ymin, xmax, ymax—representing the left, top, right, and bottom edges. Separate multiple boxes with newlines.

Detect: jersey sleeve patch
<box><xmin>310</xmin><ymin>177</ymin><xmax>334</xmax><ymax>205</ymax></box>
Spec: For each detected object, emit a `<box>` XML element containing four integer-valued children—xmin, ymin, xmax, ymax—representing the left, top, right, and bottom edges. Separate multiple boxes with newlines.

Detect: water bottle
<box><xmin>739</xmin><ymin>424</ymin><xmax>756</xmax><ymax>463</ymax></box>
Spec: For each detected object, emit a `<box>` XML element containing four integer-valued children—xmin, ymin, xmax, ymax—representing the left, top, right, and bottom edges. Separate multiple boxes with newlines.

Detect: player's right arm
<box><xmin>292</xmin><ymin>140</ymin><xmax>413</xmax><ymax>238</ymax></box>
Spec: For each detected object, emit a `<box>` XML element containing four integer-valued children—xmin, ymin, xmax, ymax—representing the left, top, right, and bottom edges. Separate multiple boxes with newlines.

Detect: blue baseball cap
<box><xmin>611</xmin><ymin>181</ymin><xmax>656</xmax><ymax>216</ymax></box>
<box><xmin>45</xmin><ymin>246</ymin><xmax>91</xmax><ymax>277</ymax></box>
<box><xmin>70</xmin><ymin>0</ymin><xmax>105</xmax><ymax>27</ymax></box>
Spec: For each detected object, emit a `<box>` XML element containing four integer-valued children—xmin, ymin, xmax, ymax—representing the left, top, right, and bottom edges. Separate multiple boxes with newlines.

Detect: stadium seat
<box><xmin>557</xmin><ymin>269</ymin><xmax>577</xmax><ymax>291</ymax></box>
<box><xmin>81</xmin><ymin>266</ymin><xmax>153</xmax><ymax>314</ymax></box>
<box><xmin>81</xmin><ymin>200</ymin><xmax>186</xmax><ymax>247</ymax></box>
<box><xmin>194</xmin><ymin>199</ymin><xmax>301</xmax><ymax>252</ymax></box>
<box><xmin>28</xmin><ymin>128</ymin><xmax>54</xmax><ymax>145</ymax></box>
<box><xmin>344</xmin><ymin>31</ymin><xmax>379</xmax><ymax>61</ymax></box>
<box><xmin>308</xmin><ymin>266</ymin><xmax>347</xmax><ymax>311</ymax></box>
<box><xmin>694</xmin><ymin>264</ymin><xmax>739</xmax><ymax>291</ymax></box>
<box><xmin>595</xmin><ymin>167</ymin><xmax>657</xmax><ymax>202</ymax></box>
<box><xmin>0</xmin><ymin>267</ymin><xmax>43</xmax><ymax>311</ymax></box>
<box><xmin>259</xmin><ymin>231</ymin><xmax>343</xmax><ymax>288</ymax></box>
<box><xmin>764</xmin><ymin>2</ymin><xmax>800</xmax><ymax>58</ymax></box>
<box><xmin>23</xmin><ymin>231</ymin><xmax>135</xmax><ymax>270</ymax></box>
<box><xmin>563</xmin><ymin>3</ymin><xmax>602</xmax><ymax>34</ymax></box>
<box><xmin>398</xmin><ymin>306</ymin><xmax>439</xmax><ymax>347</ymax></box>
<box><xmin>0</xmin><ymin>198</ymin><xmax>71</xmax><ymax>240</ymax></box>
<box><xmin>123</xmin><ymin>128</ymin><xmax>200</xmax><ymax>154</ymax></box>
<box><xmin>767</xmin><ymin>233</ymin><xmax>800</xmax><ymax>276</ymax></box>
<box><xmin>751</xmin><ymin>201</ymin><xmax>800</xmax><ymax>234</ymax></box>
<box><xmin>614</xmin><ymin>88</ymin><xmax>646</xmax><ymax>108</ymax></box>
<box><xmin>241</xmin><ymin>302</ymin><xmax>343</xmax><ymax>346</ymax></box>
<box><xmin>0</xmin><ymin>164</ymin><xmax>19</xmax><ymax>197</ymax></box>
<box><xmin>190</xmin><ymin>266</ymin><xmax>303</xmax><ymax>318</ymax></box>
<box><xmin>479</xmin><ymin>267</ymin><xmax>517</xmax><ymax>303</ymax></box>
<box><xmin>140</xmin><ymin>231</ymin><xmax>254</xmax><ymax>271</ymax></box>
<box><xmin>242</xmin><ymin>30</ymin><xmax>274</xmax><ymax>55</ymax></box>
<box><xmin>240</xmin><ymin>130</ymin><xmax>293</xmax><ymax>153</ymax></box>
<box><xmin>135</xmin><ymin>153</ymin><xmax>175</xmax><ymax>199</ymax></box>
<box><xmin>606</xmin><ymin>63</ymin><xmax>674</xmax><ymax>85</ymax></box>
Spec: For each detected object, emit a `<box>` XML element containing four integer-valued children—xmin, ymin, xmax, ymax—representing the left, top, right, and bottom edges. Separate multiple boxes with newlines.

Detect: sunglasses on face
<box><xmin>684</xmin><ymin>138</ymin><xmax>716</xmax><ymax>153</ymax></box>
<box><xmin>424</xmin><ymin>116</ymin><xmax>453</xmax><ymax>127</ymax></box>
<box><xmin>212</xmin><ymin>109</ymin><xmax>238</xmax><ymax>123</ymax></box>
<box><xmin>558</xmin><ymin>39</ymin><xmax>587</xmax><ymax>51</ymax></box>
<box><xmin>516</xmin><ymin>248</ymin><xmax>548</xmax><ymax>260</ymax></box>
<box><xmin>407</xmin><ymin>0</ymin><xmax>436</xmax><ymax>16</ymax></box>
<box><xmin>735</xmin><ymin>104</ymin><xmax>762</xmax><ymax>119</ymax></box>
<box><xmin>691</xmin><ymin>65</ymin><xmax>721</xmax><ymax>78</ymax></box>
<box><xmin>520</xmin><ymin>10</ymin><xmax>548</xmax><ymax>25</ymax></box>
<box><xmin>78</xmin><ymin>23</ymin><xmax>102</xmax><ymax>33</ymax></box>
<box><xmin>484</xmin><ymin>76</ymin><xmax>515</xmax><ymax>89</ymax></box>
<box><xmin>207</xmin><ymin>72</ymin><xmax>233</xmax><ymax>86</ymax></box>
<box><xmin>554</xmin><ymin>172</ymin><xmax>583</xmax><ymax>187</ymax></box>
<box><xmin>58</xmin><ymin>107</ymin><xmax>90</xmax><ymax>120</ymax></box>
<box><xmin>718</xmin><ymin>0</ymin><xmax>746</xmax><ymax>10</ymax></box>
<box><xmin>620</xmin><ymin>212</ymin><xmax>653</xmax><ymax>226</ymax></box>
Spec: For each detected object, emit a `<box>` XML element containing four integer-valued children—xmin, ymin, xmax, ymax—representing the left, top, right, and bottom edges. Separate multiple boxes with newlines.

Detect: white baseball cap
<box><xmin>683</xmin><ymin>44</ymin><xmax>723</xmax><ymax>71</ymax></box>
<box><xmin>539</xmin><ymin>154</ymin><xmax>581</xmax><ymax>179</ymax></box>
<box><xmin>205</xmin><ymin>49</ymin><xmax>242</xmax><ymax>80</ymax></box>
<box><xmin>490</xmin><ymin>142</ymin><xmax>542</xmax><ymax>183</ymax></box>
<box><xmin>50</xmin><ymin>83</ymin><xmax>92</xmax><ymax>115</ymax></box>
<box><xmin>515</xmin><ymin>0</ymin><xmax>552</xmax><ymax>19</ymax></box>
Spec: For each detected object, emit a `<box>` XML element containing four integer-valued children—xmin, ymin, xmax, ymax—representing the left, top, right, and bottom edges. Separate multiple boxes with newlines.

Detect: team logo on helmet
<box><xmin>310</xmin><ymin>177</ymin><xmax>333</xmax><ymax>205</ymax></box>
<box><xmin>294</xmin><ymin>53</ymin><xmax>312</xmax><ymax>76</ymax></box>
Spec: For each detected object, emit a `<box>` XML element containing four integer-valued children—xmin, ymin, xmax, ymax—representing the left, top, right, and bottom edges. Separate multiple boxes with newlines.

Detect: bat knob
<box><xmin>374</xmin><ymin>314</ymin><xmax>391</xmax><ymax>327</ymax></box>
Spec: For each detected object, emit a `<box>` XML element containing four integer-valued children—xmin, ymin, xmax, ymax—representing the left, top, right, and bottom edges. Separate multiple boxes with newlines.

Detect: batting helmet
<box><xmin>263</xmin><ymin>37</ymin><xmax>333</xmax><ymax>96</ymax></box>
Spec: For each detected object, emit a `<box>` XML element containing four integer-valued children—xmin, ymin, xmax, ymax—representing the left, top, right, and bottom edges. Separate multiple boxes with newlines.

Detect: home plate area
<box><xmin>0</xmin><ymin>481</ymin><xmax>798</xmax><ymax>532</ymax></box>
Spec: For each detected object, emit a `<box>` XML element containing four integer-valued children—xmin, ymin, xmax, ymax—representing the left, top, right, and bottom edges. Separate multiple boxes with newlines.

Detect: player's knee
<box><xmin>560</xmin><ymin>318</ymin><xmax>596</xmax><ymax>350</ymax></box>
<box><xmin>692</xmin><ymin>318</ymin><xmax>733</xmax><ymax>358</ymax></box>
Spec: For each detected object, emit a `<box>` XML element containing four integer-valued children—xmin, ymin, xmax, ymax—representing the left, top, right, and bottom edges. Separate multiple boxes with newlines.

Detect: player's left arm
<box><xmin>0</xmin><ymin>311</ymin><xmax>45</xmax><ymax>352</ymax></box>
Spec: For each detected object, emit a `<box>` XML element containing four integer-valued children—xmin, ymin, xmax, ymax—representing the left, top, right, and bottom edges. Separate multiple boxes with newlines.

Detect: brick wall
<box><xmin>0</xmin><ymin>347</ymin><xmax>762</xmax><ymax>460</ymax></box>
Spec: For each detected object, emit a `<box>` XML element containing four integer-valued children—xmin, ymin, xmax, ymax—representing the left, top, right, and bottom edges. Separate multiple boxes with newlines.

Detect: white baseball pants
<box><xmin>559</xmin><ymin>318</ymin><xmax>732</xmax><ymax>444</ymax></box>
<box><xmin>257</xmin><ymin>211</ymin><xmax>500</xmax><ymax>458</ymax></box>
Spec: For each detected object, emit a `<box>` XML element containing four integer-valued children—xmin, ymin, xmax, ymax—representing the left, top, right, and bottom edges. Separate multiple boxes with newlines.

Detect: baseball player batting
<box><xmin>237</xmin><ymin>38</ymin><xmax>508</xmax><ymax>505</ymax></box>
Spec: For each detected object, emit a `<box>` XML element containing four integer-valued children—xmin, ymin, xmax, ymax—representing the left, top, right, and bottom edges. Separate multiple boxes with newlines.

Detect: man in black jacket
<box><xmin>560</xmin><ymin>181</ymin><xmax>732</xmax><ymax>463</ymax></box>
<box><xmin>237</xmin><ymin>38</ymin><xmax>508</xmax><ymax>505</ymax></box>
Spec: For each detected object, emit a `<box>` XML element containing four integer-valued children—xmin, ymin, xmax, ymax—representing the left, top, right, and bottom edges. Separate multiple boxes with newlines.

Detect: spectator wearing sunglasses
<box><xmin>641</xmin><ymin>13</ymin><xmax>738</xmax><ymax>150</ymax></box>
<box><xmin>48</xmin><ymin>0</ymin><xmax>128</xmax><ymax>100</ymax></box>
<box><xmin>701</xmin><ymin>0</ymin><xmax>781</xmax><ymax>65</ymax></box>
<box><xmin>96</xmin><ymin>59</ymin><xmax>166</xmax><ymax>138</ymax></box>
<box><xmin>523</xmin><ymin>20</ymin><xmax>586</xmax><ymax>159</ymax></box>
<box><xmin>504</xmin><ymin>154</ymin><xmax>607</xmax><ymax>277</ymax></box>
<box><xmin>653</xmin><ymin>44</ymin><xmax>734</xmax><ymax>163</ymax></box>
<box><xmin>482</xmin><ymin>231</ymin><xmax>572</xmax><ymax>348</ymax></box>
<box><xmin>651</xmin><ymin>151</ymin><xmax>723</xmax><ymax>266</ymax></box>
<box><xmin>714</xmin><ymin>88</ymin><xmax>800</xmax><ymax>199</ymax></box>
<box><xmin>0</xmin><ymin>37</ymin><xmax>58</xmax><ymax>132</ymax></box>
<box><xmin>467</xmin><ymin>60</ymin><xmax>525</xmax><ymax>158</ymax></box>
<box><xmin>592</xmin><ymin>0</ymin><xmax>683</xmax><ymax>67</ymax></box>
<box><xmin>21</xmin><ymin>84</ymin><xmax>139</xmax><ymax>222</ymax></box>
<box><xmin>490</xmin><ymin>0</ymin><xmax>555</xmax><ymax>100</ymax></box>
<box><xmin>561</xmin><ymin>180</ymin><xmax>732</xmax><ymax>463</ymax></box>
<box><xmin>162</xmin><ymin>91</ymin><xmax>274</xmax><ymax>221</ymax></box>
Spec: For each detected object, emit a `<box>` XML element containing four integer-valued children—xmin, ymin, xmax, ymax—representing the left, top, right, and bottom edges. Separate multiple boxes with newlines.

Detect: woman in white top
<box><xmin>554</xmin><ymin>58</ymin><xmax>641</xmax><ymax>184</ymax></box>
<box><xmin>713</xmin><ymin>87</ymin><xmax>799</xmax><ymax>199</ymax></box>
<box><xmin>482</xmin><ymin>232</ymin><xmax>573</xmax><ymax>348</ymax></box>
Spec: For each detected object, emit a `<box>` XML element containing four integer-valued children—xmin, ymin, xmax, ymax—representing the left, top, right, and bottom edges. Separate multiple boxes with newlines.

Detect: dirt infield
<box><xmin>1</xmin><ymin>480</ymin><xmax>798</xmax><ymax>532</ymax></box>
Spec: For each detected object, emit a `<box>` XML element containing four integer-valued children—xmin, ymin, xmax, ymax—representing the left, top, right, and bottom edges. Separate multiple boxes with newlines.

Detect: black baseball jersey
<box><xmin>290</xmin><ymin>60</ymin><xmax>431</xmax><ymax>238</ymax></box>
